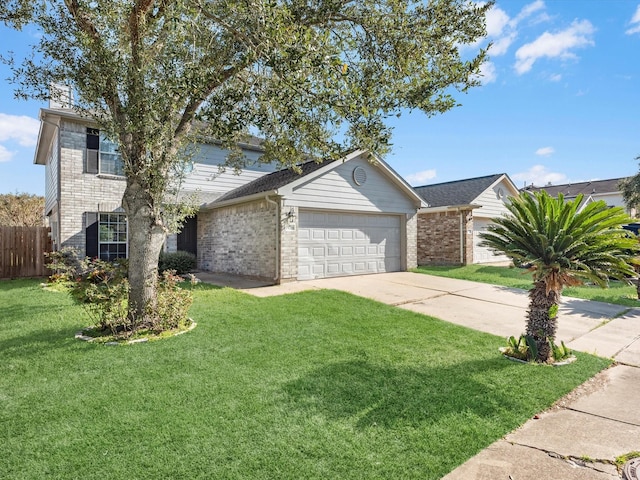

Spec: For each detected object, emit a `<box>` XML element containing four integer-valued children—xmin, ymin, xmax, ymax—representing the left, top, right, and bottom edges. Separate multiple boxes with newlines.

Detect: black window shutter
<box><xmin>85</xmin><ymin>212</ymin><xmax>98</xmax><ymax>258</ymax></box>
<box><xmin>86</xmin><ymin>149</ymin><xmax>99</xmax><ymax>174</ymax></box>
<box><xmin>86</xmin><ymin>128</ymin><xmax>99</xmax><ymax>174</ymax></box>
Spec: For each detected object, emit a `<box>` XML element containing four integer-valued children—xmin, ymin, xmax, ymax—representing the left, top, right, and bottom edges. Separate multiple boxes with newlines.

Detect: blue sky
<box><xmin>1</xmin><ymin>0</ymin><xmax>639</xmax><ymax>196</ymax></box>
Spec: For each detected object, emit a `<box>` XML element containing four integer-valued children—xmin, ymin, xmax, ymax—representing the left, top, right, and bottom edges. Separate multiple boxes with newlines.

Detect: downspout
<box><xmin>458</xmin><ymin>208</ymin><xmax>464</xmax><ymax>265</ymax></box>
<box><xmin>265</xmin><ymin>195</ymin><xmax>280</xmax><ymax>282</ymax></box>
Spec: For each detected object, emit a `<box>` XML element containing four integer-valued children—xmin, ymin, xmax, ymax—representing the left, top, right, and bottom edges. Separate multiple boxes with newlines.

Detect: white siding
<box><xmin>44</xmin><ymin>133</ymin><xmax>59</xmax><ymax>215</ymax></box>
<box><xmin>289</xmin><ymin>157</ymin><xmax>415</xmax><ymax>214</ymax></box>
<box><xmin>473</xmin><ymin>218</ymin><xmax>509</xmax><ymax>264</ymax></box>
<box><xmin>180</xmin><ymin>143</ymin><xmax>276</xmax><ymax>196</ymax></box>
<box><xmin>589</xmin><ymin>192</ymin><xmax>626</xmax><ymax>209</ymax></box>
<box><xmin>472</xmin><ymin>178</ymin><xmax>514</xmax><ymax>219</ymax></box>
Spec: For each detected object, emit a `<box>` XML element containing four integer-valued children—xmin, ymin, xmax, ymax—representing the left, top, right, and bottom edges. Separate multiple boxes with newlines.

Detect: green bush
<box><xmin>46</xmin><ymin>251</ymin><xmax>193</xmax><ymax>338</ymax></box>
<box><xmin>159</xmin><ymin>250</ymin><xmax>197</xmax><ymax>274</ymax></box>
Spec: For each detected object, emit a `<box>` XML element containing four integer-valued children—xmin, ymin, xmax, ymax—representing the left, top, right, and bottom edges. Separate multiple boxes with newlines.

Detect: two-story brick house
<box><xmin>34</xmin><ymin>106</ymin><xmax>424</xmax><ymax>282</ymax></box>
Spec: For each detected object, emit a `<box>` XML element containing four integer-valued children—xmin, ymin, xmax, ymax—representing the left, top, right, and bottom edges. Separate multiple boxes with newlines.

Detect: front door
<box><xmin>177</xmin><ymin>215</ymin><xmax>197</xmax><ymax>255</ymax></box>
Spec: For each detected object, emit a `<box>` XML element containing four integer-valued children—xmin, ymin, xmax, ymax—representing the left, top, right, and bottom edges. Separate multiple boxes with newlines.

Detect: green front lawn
<box><xmin>1</xmin><ymin>279</ymin><xmax>611</xmax><ymax>479</ymax></box>
<box><xmin>414</xmin><ymin>264</ymin><xmax>640</xmax><ymax>307</ymax></box>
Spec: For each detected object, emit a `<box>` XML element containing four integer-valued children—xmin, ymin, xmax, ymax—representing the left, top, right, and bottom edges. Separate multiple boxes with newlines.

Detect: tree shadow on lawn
<box><xmin>283</xmin><ymin>357</ymin><xmax>522</xmax><ymax>430</ymax></box>
<box><xmin>0</xmin><ymin>277</ymin><xmax>49</xmax><ymax>291</ymax></box>
<box><xmin>0</xmin><ymin>324</ymin><xmax>81</xmax><ymax>359</ymax></box>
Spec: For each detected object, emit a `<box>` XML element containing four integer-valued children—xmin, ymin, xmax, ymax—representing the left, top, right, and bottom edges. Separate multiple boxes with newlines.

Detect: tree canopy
<box><xmin>619</xmin><ymin>155</ymin><xmax>640</xmax><ymax>214</ymax></box>
<box><xmin>1</xmin><ymin>0</ymin><xmax>491</xmax><ymax>326</ymax></box>
<box><xmin>0</xmin><ymin>192</ymin><xmax>45</xmax><ymax>227</ymax></box>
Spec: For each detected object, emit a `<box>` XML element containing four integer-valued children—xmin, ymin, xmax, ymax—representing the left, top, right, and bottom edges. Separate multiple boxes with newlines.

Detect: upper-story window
<box><xmin>86</xmin><ymin>128</ymin><xmax>125</xmax><ymax>176</ymax></box>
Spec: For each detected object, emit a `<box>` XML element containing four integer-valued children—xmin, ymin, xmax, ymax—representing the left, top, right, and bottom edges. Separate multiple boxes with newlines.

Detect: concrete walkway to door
<box><xmin>196</xmin><ymin>271</ymin><xmax>640</xmax><ymax>479</ymax></box>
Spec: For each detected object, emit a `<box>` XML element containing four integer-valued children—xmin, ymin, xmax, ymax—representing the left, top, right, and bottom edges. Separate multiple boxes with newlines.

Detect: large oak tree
<box><xmin>2</xmin><ymin>0</ymin><xmax>491</xmax><ymax>329</ymax></box>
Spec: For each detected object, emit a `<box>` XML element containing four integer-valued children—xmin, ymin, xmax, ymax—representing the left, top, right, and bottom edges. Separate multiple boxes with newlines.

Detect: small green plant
<box><xmin>502</xmin><ymin>334</ymin><xmax>572</xmax><ymax>363</ymax></box>
<box><xmin>551</xmin><ymin>340</ymin><xmax>572</xmax><ymax>362</ymax></box>
<box><xmin>616</xmin><ymin>451</ymin><xmax>640</xmax><ymax>469</ymax></box>
<box><xmin>503</xmin><ymin>335</ymin><xmax>529</xmax><ymax>360</ymax></box>
<box><xmin>159</xmin><ymin>250</ymin><xmax>197</xmax><ymax>275</ymax></box>
<box><xmin>45</xmin><ymin>247</ymin><xmax>83</xmax><ymax>284</ymax></box>
<box><xmin>501</xmin><ymin>334</ymin><xmax>539</xmax><ymax>362</ymax></box>
<box><xmin>150</xmin><ymin>270</ymin><xmax>195</xmax><ymax>332</ymax></box>
<box><xmin>70</xmin><ymin>257</ymin><xmax>130</xmax><ymax>335</ymax></box>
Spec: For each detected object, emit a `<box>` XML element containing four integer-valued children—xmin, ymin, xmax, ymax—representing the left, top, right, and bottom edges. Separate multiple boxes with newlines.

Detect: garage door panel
<box><xmin>298</xmin><ymin>210</ymin><xmax>402</xmax><ymax>280</ymax></box>
<box><xmin>473</xmin><ymin>218</ymin><xmax>509</xmax><ymax>264</ymax></box>
<box><xmin>326</xmin><ymin>263</ymin><xmax>340</xmax><ymax>274</ymax></box>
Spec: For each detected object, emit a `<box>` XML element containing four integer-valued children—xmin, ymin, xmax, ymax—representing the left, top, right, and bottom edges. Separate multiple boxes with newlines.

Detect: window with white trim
<box><xmin>98</xmin><ymin>213</ymin><xmax>128</xmax><ymax>260</ymax></box>
<box><xmin>86</xmin><ymin>128</ymin><xmax>125</xmax><ymax>176</ymax></box>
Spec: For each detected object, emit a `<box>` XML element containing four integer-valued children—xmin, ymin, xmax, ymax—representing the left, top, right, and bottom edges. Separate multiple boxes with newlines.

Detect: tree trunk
<box><xmin>526</xmin><ymin>280</ymin><xmax>560</xmax><ymax>363</ymax></box>
<box><xmin>122</xmin><ymin>180</ymin><xmax>166</xmax><ymax>329</ymax></box>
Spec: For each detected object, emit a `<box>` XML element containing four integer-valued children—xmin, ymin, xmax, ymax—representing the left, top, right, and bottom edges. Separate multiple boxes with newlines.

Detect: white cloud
<box><xmin>549</xmin><ymin>73</ymin><xmax>562</xmax><ymax>82</ymax></box>
<box><xmin>512</xmin><ymin>0</ymin><xmax>546</xmax><ymax>26</ymax></box>
<box><xmin>0</xmin><ymin>113</ymin><xmax>40</xmax><ymax>147</ymax></box>
<box><xmin>489</xmin><ymin>32</ymin><xmax>517</xmax><ymax>56</ymax></box>
<box><xmin>481</xmin><ymin>0</ymin><xmax>550</xmax><ymax>72</ymax></box>
<box><xmin>511</xmin><ymin>165</ymin><xmax>568</xmax><ymax>187</ymax></box>
<box><xmin>472</xmin><ymin>61</ymin><xmax>497</xmax><ymax>85</ymax></box>
<box><xmin>405</xmin><ymin>169</ymin><xmax>437</xmax><ymax>186</ymax></box>
<box><xmin>514</xmin><ymin>19</ymin><xmax>595</xmax><ymax>74</ymax></box>
<box><xmin>486</xmin><ymin>5</ymin><xmax>511</xmax><ymax>37</ymax></box>
<box><xmin>626</xmin><ymin>4</ymin><xmax>640</xmax><ymax>35</ymax></box>
<box><xmin>0</xmin><ymin>145</ymin><xmax>14</xmax><ymax>163</ymax></box>
<box><xmin>535</xmin><ymin>146</ymin><xmax>555</xmax><ymax>156</ymax></box>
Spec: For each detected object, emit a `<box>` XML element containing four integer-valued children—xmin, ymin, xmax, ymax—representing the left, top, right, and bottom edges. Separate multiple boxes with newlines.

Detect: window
<box><xmin>98</xmin><ymin>213</ymin><xmax>128</xmax><ymax>260</ymax></box>
<box><xmin>86</xmin><ymin>128</ymin><xmax>125</xmax><ymax>176</ymax></box>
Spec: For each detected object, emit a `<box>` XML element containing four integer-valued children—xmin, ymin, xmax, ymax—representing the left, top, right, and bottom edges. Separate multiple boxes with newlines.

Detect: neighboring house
<box><xmin>413</xmin><ymin>173</ymin><xmax>519</xmax><ymax>265</ymax></box>
<box><xmin>34</xmin><ymin>105</ymin><xmax>424</xmax><ymax>282</ymax></box>
<box><xmin>521</xmin><ymin>178</ymin><xmax>634</xmax><ymax>215</ymax></box>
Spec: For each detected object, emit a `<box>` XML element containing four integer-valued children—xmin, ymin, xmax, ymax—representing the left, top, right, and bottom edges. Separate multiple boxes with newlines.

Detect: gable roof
<box><xmin>521</xmin><ymin>177</ymin><xmax>627</xmax><ymax>198</ymax></box>
<box><xmin>414</xmin><ymin>173</ymin><xmax>510</xmax><ymax>208</ymax></box>
<box><xmin>213</xmin><ymin>158</ymin><xmax>334</xmax><ymax>203</ymax></box>
<box><xmin>205</xmin><ymin>149</ymin><xmax>426</xmax><ymax>209</ymax></box>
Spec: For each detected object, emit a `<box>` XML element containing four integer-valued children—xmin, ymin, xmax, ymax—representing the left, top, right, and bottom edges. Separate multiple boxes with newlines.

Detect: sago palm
<box><xmin>480</xmin><ymin>191</ymin><xmax>638</xmax><ymax>363</ymax></box>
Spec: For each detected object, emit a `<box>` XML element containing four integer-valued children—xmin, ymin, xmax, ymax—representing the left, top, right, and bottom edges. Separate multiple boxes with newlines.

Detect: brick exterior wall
<box><xmin>57</xmin><ymin>119</ymin><xmax>126</xmax><ymax>257</ymax></box>
<box><xmin>197</xmin><ymin>199</ymin><xmax>277</xmax><ymax>279</ymax></box>
<box><xmin>405</xmin><ymin>212</ymin><xmax>418</xmax><ymax>269</ymax></box>
<box><xmin>417</xmin><ymin>209</ymin><xmax>474</xmax><ymax>266</ymax></box>
<box><xmin>279</xmin><ymin>203</ymin><xmax>298</xmax><ymax>282</ymax></box>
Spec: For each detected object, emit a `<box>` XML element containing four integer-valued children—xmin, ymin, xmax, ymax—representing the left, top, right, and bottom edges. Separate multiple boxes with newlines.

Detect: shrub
<box><xmin>46</xmin><ymin>251</ymin><xmax>193</xmax><ymax>338</ymax></box>
<box><xmin>69</xmin><ymin>257</ymin><xmax>130</xmax><ymax>335</ymax></box>
<box><xmin>45</xmin><ymin>247</ymin><xmax>83</xmax><ymax>284</ymax></box>
<box><xmin>151</xmin><ymin>270</ymin><xmax>194</xmax><ymax>332</ymax></box>
<box><xmin>159</xmin><ymin>250</ymin><xmax>197</xmax><ymax>275</ymax></box>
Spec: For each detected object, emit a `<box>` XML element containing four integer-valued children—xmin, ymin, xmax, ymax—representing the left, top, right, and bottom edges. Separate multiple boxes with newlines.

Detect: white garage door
<box><xmin>298</xmin><ymin>211</ymin><xmax>402</xmax><ymax>280</ymax></box>
<box><xmin>473</xmin><ymin>217</ymin><xmax>509</xmax><ymax>264</ymax></box>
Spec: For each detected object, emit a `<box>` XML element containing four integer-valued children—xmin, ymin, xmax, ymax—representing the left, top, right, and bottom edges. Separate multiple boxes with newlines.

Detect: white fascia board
<box><xmin>418</xmin><ymin>203</ymin><xmax>481</xmax><ymax>214</ymax></box>
<box><xmin>200</xmin><ymin>190</ymin><xmax>279</xmax><ymax>210</ymax></box>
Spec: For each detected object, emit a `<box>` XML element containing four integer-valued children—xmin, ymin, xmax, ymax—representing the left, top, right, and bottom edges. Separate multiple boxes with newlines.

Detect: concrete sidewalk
<box><xmin>196</xmin><ymin>271</ymin><xmax>640</xmax><ymax>478</ymax></box>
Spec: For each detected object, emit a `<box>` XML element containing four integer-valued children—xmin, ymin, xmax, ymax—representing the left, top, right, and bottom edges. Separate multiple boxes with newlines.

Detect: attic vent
<box><xmin>497</xmin><ymin>187</ymin><xmax>505</xmax><ymax>199</ymax></box>
<box><xmin>353</xmin><ymin>166</ymin><xmax>367</xmax><ymax>186</ymax></box>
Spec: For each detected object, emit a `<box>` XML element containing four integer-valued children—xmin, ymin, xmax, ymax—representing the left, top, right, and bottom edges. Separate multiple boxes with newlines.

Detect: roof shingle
<box><xmin>414</xmin><ymin>173</ymin><xmax>505</xmax><ymax>208</ymax></box>
<box><xmin>213</xmin><ymin>159</ymin><xmax>336</xmax><ymax>203</ymax></box>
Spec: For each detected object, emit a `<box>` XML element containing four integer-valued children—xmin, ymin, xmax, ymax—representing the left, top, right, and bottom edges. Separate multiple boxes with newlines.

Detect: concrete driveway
<box><xmin>196</xmin><ymin>271</ymin><xmax>640</xmax><ymax>478</ymax></box>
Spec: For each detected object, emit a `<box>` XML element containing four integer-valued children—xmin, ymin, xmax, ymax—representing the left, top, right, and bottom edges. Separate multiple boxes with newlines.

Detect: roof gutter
<box><xmin>418</xmin><ymin>203</ymin><xmax>482</xmax><ymax>214</ymax></box>
<box><xmin>200</xmin><ymin>189</ymin><xmax>279</xmax><ymax>210</ymax></box>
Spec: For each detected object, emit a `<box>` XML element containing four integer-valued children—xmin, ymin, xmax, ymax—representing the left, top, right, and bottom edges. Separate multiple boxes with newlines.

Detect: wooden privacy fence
<box><xmin>0</xmin><ymin>226</ymin><xmax>52</xmax><ymax>278</ymax></box>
